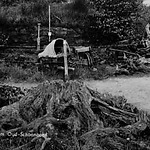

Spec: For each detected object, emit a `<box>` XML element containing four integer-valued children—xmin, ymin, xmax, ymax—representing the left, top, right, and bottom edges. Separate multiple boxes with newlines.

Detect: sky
<box><xmin>143</xmin><ymin>0</ymin><xmax>150</xmax><ymax>6</ymax></box>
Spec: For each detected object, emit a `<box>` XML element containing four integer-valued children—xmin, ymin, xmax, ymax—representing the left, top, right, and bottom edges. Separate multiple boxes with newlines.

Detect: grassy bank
<box><xmin>0</xmin><ymin>63</ymin><xmax>45</xmax><ymax>82</ymax></box>
<box><xmin>0</xmin><ymin>62</ymin><xmax>116</xmax><ymax>83</ymax></box>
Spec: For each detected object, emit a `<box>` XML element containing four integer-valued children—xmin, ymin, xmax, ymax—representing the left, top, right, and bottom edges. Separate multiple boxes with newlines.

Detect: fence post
<box><xmin>48</xmin><ymin>5</ymin><xmax>51</xmax><ymax>42</ymax></box>
<box><xmin>37</xmin><ymin>23</ymin><xmax>41</xmax><ymax>51</ymax></box>
<box><xmin>63</xmin><ymin>40</ymin><xmax>69</xmax><ymax>81</ymax></box>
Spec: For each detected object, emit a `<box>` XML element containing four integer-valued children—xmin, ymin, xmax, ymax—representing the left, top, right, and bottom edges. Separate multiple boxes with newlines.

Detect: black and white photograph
<box><xmin>1</xmin><ymin>0</ymin><xmax>150</xmax><ymax>149</ymax></box>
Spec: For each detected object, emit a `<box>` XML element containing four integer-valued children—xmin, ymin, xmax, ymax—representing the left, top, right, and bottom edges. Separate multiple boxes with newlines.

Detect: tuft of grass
<box><xmin>70</xmin><ymin>64</ymin><xmax>111</xmax><ymax>80</ymax></box>
<box><xmin>27</xmin><ymin>71</ymin><xmax>45</xmax><ymax>83</ymax></box>
<box><xmin>0</xmin><ymin>63</ymin><xmax>45</xmax><ymax>82</ymax></box>
<box><xmin>0</xmin><ymin>62</ymin><xmax>66</xmax><ymax>83</ymax></box>
<box><xmin>0</xmin><ymin>61</ymin><xmax>115</xmax><ymax>83</ymax></box>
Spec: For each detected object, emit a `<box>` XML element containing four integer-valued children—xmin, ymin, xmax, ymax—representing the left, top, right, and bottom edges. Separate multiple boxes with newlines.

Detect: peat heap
<box><xmin>0</xmin><ymin>80</ymin><xmax>150</xmax><ymax>150</ymax></box>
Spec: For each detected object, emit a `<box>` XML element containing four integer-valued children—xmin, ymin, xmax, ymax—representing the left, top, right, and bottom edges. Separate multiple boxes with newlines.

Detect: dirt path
<box><xmin>4</xmin><ymin>82</ymin><xmax>38</xmax><ymax>90</ymax></box>
<box><xmin>85</xmin><ymin>76</ymin><xmax>150</xmax><ymax>112</ymax></box>
<box><xmin>3</xmin><ymin>76</ymin><xmax>150</xmax><ymax>112</ymax></box>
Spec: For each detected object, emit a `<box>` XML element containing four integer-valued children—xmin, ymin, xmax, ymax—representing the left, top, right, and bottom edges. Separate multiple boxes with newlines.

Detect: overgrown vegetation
<box><xmin>0</xmin><ymin>63</ymin><xmax>45</xmax><ymax>82</ymax></box>
<box><xmin>0</xmin><ymin>62</ymin><xmax>112</xmax><ymax>82</ymax></box>
<box><xmin>0</xmin><ymin>0</ymin><xmax>149</xmax><ymax>45</ymax></box>
<box><xmin>0</xmin><ymin>0</ymin><xmax>150</xmax><ymax>82</ymax></box>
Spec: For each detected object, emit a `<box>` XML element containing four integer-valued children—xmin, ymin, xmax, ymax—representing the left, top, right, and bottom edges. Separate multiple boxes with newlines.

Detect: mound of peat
<box><xmin>0</xmin><ymin>80</ymin><xmax>150</xmax><ymax>150</ymax></box>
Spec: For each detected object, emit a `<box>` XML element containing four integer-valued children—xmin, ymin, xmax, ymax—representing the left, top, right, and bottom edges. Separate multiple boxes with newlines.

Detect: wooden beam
<box><xmin>63</xmin><ymin>40</ymin><xmax>69</xmax><ymax>81</ymax></box>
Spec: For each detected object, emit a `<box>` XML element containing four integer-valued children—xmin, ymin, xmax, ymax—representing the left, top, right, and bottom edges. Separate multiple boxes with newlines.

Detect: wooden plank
<box><xmin>109</xmin><ymin>48</ymin><xmax>140</xmax><ymax>57</ymax></box>
<box><xmin>57</xmin><ymin>66</ymin><xmax>75</xmax><ymax>71</ymax></box>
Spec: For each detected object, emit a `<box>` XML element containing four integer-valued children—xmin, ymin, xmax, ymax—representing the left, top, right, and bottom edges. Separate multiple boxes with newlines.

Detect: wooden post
<box><xmin>63</xmin><ymin>40</ymin><xmax>69</xmax><ymax>81</ymax></box>
<box><xmin>48</xmin><ymin>5</ymin><xmax>51</xmax><ymax>42</ymax></box>
<box><xmin>37</xmin><ymin>23</ymin><xmax>41</xmax><ymax>51</ymax></box>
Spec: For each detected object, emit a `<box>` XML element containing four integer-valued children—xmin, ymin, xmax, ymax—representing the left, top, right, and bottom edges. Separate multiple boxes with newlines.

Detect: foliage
<box><xmin>0</xmin><ymin>0</ymin><xmax>149</xmax><ymax>46</ymax></box>
<box><xmin>83</xmin><ymin>0</ymin><xmax>144</xmax><ymax>45</ymax></box>
<box><xmin>0</xmin><ymin>0</ymin><xmax>19</xmax><ymax>6</ymax></box>
<box><xmin>0</xmin><ymin>63</ymin><xmax>45</xmax><ymax>82</ymax></box>
<box><xmin>70</xmin><ymin>0</ymin><xmax>88</xmax><ymax>13</ymax></box>
<box><xmin>20</xmin><ymin>0</ymin><xmax>51</xmax><ymax>24</ymax></box>
<box><xmin>135</xmin><ymin>3</ymin><xmax>150</xmax><ymax>38</ymax></box>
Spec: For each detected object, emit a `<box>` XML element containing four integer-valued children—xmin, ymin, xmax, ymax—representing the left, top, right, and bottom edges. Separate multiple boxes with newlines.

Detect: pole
<box><xmin>63</xmin><ymin>40</ymin><xmax>69</xmax><ymax>81</ymax></box>
<box><xmin>48</xmin><ymin>5</ymin><xmax>51</xmax><ymax>42</ymax></box>
<box><xmin>37</xmin><ymin>23</ymin><xmax>41</xmax><ymax>51</ymax></box>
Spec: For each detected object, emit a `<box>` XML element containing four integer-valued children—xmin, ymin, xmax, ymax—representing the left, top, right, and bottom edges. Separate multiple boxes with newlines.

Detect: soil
<box><xmin>3</xmin><ymin>75</ymin><xmax>150</xmax><ymax>113</ymax></box>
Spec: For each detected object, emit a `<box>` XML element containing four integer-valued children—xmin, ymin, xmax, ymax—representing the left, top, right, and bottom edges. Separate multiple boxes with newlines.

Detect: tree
<box><xmin>83</xmin><ymin>0</ymin><xmax>144</xmax><ymax>45</ymax></box>
<box><xmin>135</xmin><ymin>2</ymin><xmax>150</xmax><ymax>38</ymax></box>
